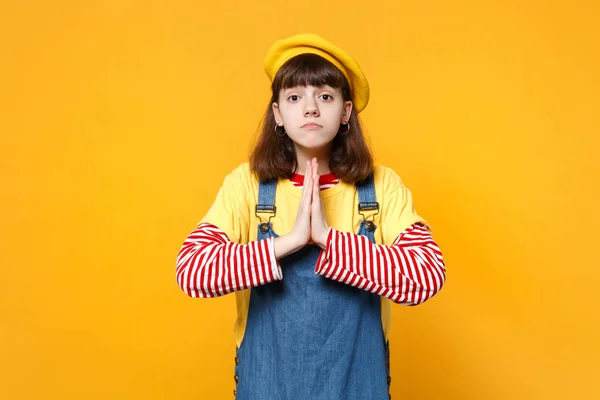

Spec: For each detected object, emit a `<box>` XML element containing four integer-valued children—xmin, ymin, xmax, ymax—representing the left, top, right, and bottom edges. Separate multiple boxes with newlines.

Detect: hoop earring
<box><xmin>339</xmin><ymin>121</ymin><xmax>350</xmax><ymax>135</ymax></box>
<box><xmin>274</xmin><ymin>123</ymin><xmax>286</xmax><ymax>137</ymax></box>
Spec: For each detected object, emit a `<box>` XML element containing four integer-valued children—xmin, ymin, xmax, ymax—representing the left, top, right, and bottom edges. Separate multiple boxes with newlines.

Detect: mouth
<box><xmin>302</xmin><ymin>123</ymin><xmax>323</xmax><ymax>129</ymax></box>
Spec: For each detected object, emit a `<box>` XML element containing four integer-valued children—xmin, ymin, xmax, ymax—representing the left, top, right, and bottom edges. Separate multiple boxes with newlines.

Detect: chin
<box><xmin>292</xmin><ymin>135</ymin><xmax>335</xmax><ymax>146</ymax></box>
<box><xmin>297</xmin><ymin>140</ymin><xmax>333</xmax><ymax>150</ymax></box>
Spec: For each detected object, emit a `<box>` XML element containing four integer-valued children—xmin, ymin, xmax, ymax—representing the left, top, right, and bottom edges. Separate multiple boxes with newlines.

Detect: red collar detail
<box><xmin>290</xmin><ymin>172</ymin><xmax>338</xmax><ymax>186</ymax></box>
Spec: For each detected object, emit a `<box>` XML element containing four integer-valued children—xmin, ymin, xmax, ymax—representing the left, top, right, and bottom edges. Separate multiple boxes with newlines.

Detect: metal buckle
<box><xmin>255</xmin><ymin>204</ymin><xmax>276</xmax><ymax>233</ymax></box>
<box><xmin>358</xmin><ymin>201</ymin><xmax>379</xmax><ymax>217</ymax></box>
<box><xmin>358</xmin><ymin>202</ymin><xmax>379</xmax><ymax>232</ymax></box>
<box><xmin>255</xmin><ymin>204</ymin><xmax>276</xmax><ymax>216</ymax></box>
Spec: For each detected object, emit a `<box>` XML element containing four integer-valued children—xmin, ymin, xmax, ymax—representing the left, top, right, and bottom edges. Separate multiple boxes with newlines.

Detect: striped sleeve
<box><xmin>175</xmin><ymin>223</ymin><xmax>282</xmax><ymax>298</ymax></box>
<box><xmin>314</xmin><ymin>223</ymin><xmax>446</xmax><ymax>305</ymax></box>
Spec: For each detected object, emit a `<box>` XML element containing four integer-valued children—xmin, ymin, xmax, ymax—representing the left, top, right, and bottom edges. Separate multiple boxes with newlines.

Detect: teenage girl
<box><xmin>176</xmin><ymin>33</ymin><xmax>447</xmax><ymax>400</ymax></box>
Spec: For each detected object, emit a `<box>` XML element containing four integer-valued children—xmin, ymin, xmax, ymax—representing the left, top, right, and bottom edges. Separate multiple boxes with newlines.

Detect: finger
<box><xmin>304</xmin><ymin>160</ymin><xmax>311</xmax><ymax>188</ymax></box>
<box><xmin>303</xmin><ymin>160</ymin><xmax>313</xmax><ymax>208</ymax></box>
<box><xmin>312</xmin><ymin>161</ymin><xmax>320</xmax><ymax>212</ymax></box>
<box><xmin>312</xmin><ymin>161</ymin><xmax>318</xmax><ymax>194</ymax></box>
<box><xmin>306</xmin><ymin>159</ymin><xmax>313</xmax><ymax>189</ymax></box>
<box><xmin>300</xmin><ymin>161</ymin><xmax>310</xmax><ymax>207</ymax></box>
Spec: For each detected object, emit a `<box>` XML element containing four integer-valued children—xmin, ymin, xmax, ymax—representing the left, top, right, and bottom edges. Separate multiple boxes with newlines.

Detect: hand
<box><xmin>291</xmin><ymin>159</ymin><xmax>314</xmax><ymax>246</ymax></box>
<box><xmin>273</xmin><ymin>160</ymin><xmax>313</xmax><ymax>259</ymax></box>
<box><xmin>310</xmin><ymin>158</ymin><xmax>330</xmax><ymax>249</ymax></box>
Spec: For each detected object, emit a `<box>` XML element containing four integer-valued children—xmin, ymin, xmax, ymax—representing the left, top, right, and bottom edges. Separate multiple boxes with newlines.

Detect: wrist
<box><xmin>274</xmin><ymin>233</ymin><xmax>305</xmax><ymax>259</ymax></box>
<box><xmin>317</xmin><ymin>226</ymin><xmax>331</xmax><ymax>249</ymax></box>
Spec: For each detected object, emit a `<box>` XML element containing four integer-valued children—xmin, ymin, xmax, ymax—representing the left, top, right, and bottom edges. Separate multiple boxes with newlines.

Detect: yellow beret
<box><xmin>264</xmin><ymin>33</ymin><xmax>370</xmax><ymax>113</ymax></box>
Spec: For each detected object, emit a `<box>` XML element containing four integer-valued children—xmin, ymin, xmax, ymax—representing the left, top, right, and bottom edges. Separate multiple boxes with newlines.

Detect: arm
<box><xmin>314</xmin><ymin>223</ymin><xmax>446</xmax><ymax>305</ymax></box>
<box><xmin>176</xmin><ymin>223</ymin><xmax>282</xmax><ymax>298</ymax></box>
<box><xmin>177</xmin><ymin>160</ymin><xmax>320</xmax><ymax>298</ymax></box>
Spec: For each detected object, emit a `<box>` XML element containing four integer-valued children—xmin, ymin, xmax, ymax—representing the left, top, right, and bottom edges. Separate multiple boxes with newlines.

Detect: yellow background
<box><xmin>1</xmin><ymin>1</ymin><xmax>598</xmax><ymax>399</ymax></box>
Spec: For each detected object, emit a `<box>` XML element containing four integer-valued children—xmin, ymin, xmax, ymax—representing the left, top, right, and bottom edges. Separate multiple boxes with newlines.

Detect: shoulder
<box><xmin>222</xmin><ymin>162</ymin><xmax>259</xmax><ymax>189</ymax></box>
<box><xmin>372</xmin><ymin>165</ymin><xmax>431</xmax><ymax>232</ymax></box>
<box><xmin>208</xmin><ymin>163</ymin><xmax>258</xmax><ymax>207</ymax></box>
<box><xmin>372</xmin><ymin>164</ymin><xmax>406</xmax><ymax>193</ymax></box>
<box><xmin>224</xmin><ymin>162</ymin><xmax>251</xmax><ymax>182</ymax></box>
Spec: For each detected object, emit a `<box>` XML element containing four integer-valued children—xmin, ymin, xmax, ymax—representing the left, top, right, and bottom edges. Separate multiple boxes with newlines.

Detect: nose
<box><xmin>304</xmin><ymin>97</ymin><xmax>319</xmax><ymax>117</ymax></box>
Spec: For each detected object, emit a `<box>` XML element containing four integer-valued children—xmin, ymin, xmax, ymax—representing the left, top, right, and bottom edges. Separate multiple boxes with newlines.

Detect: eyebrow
<box><xmin>284</xmin><ymin>85</ymin><xmax>335</xmax><ymax>92</ymax></box>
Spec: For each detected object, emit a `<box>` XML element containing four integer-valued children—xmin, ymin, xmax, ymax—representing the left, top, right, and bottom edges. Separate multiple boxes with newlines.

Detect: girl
<box><xmin>176</xmin><ymin>33</ymin><xmax>446</xmax><ymax>400</ymax></box>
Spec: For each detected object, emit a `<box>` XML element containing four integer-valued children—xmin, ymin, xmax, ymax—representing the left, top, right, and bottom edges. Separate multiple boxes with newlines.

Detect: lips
<box><xmin>302</xmin><ymin>123</ymin><xmax>323</xmax><ymax>129</ymax></box>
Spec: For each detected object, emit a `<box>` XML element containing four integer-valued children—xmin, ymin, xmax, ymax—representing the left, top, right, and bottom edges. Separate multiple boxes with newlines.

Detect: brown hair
<box><xmin>249</xmin><ymin>53</ymin><xmax>373</xmax><ymax>183</ymax></box>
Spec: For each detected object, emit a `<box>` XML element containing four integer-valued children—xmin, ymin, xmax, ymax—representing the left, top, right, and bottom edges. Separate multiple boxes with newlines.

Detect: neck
<box><xmin>294</xmin><ymin>144</ymin><xmax>332</xmax><ymax>175</ymax></box>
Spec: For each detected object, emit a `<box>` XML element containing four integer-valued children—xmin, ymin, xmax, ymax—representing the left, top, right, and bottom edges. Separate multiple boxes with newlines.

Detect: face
<box><xmin>272</xmin><ymin>85</ymin><xmax>353</xmax><ymax>153</ymax></box>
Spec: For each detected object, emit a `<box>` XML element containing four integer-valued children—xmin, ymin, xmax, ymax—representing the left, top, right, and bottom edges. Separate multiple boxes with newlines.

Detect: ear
<box><xmin>272</xmin><ymin>102</ymin><xmax>283</xmax><ymax>124</ymax></box>
<box><xmin>342</xmin><ymin>100</ymin><xmax>353</xmax><ymax>123</ymax></box>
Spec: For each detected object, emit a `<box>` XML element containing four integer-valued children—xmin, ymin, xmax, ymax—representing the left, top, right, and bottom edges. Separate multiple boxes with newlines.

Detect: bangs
<box><xmin>272</xmin><ymin>53</ymin><xmax>349</xmax><ymax>96</ymax></box>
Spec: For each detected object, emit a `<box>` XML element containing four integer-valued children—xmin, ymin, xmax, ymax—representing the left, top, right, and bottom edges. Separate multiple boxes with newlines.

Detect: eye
<box><xmin>321</xmin><ymin>94</ymin><xmax>333</xmax><ymax>101</ymax></box>
<box><xmin>288</xmin><ymin>95</ymin><xmax>300</xmax><ymax>102</ymax></box>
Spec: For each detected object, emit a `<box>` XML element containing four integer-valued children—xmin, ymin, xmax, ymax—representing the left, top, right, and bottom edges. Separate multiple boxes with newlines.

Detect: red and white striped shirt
<box><xmin>315</xmin><ymin>223</ymin><xmax>445</xmax><ymax>305</ymax></box>
<box><xmin>176</xmin><ymin>175</ymin><xmax>446</xmax><ymax>305</ymax></box>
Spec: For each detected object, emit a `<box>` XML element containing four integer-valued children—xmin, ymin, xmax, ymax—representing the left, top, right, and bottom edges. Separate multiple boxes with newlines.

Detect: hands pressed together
<box><xmin>273</xmin><ymin>157</ymin><xmax>331</xmax><ymax>259</ymax></box>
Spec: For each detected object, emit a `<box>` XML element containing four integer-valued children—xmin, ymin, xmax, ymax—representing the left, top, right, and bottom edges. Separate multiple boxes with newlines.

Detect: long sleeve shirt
<box><xmin>176</xmin><ymin>173</ymin><xmax>446</xmax><ymax>305</ymax></box>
